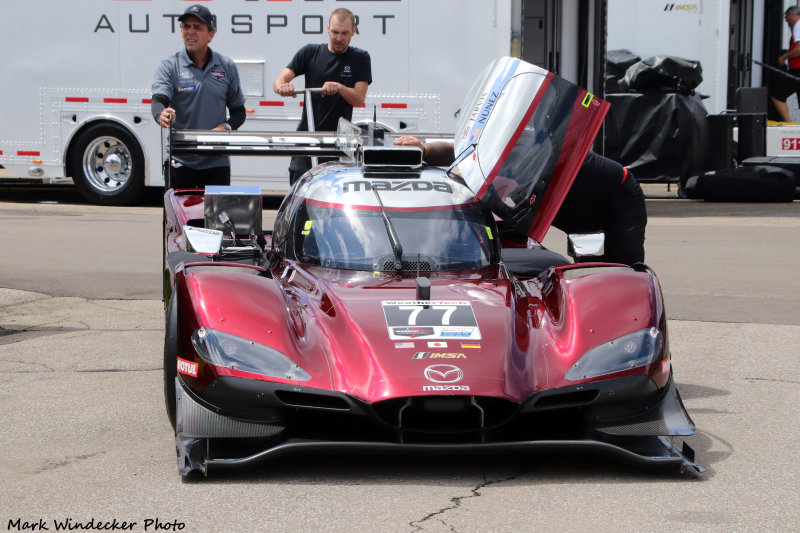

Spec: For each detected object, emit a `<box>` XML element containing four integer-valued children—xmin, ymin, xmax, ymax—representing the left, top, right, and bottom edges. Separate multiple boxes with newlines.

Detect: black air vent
<box><xmin>275</xmin><ymin>390</ymin><xmax>350</xmax><ymax>411</ymax></box>
<box><xmin>373</xmin><ymin>396</ymin><xmax>518</xmax><ymax>433</ymax></box>
<box><xmin>531</xmin><ymin>389</ymin><xmax>598</xmax><ymax>409</ymax></box>
<box><xmin>382</xmin><ymin>260</ymin><xmax>432</xmax><ymax>273</ymax></box>
<box><xmin>363</xmin><ymin>146</ymin><xmax>423</xmax><ymax>166</ymax></box>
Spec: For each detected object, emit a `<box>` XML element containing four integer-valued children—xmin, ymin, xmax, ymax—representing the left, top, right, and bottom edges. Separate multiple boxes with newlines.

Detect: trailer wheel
<box><xmin>68</xmin><ymin>123</ymin><xmax>145</xmax><ymax>205</ymax></box>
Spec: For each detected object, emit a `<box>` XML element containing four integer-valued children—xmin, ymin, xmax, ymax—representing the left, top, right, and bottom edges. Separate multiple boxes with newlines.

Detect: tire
<box><xmin>68</xmin><ymin>122</ymin><xmax>146</xmax><ymax>205</ymax></box>
<box><xmin>164</xmin><ymin>290</ymin><xmax>178</xmax><ymax>431</ymax></box>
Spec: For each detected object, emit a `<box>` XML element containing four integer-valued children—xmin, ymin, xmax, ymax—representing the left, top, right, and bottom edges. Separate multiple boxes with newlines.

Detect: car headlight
<box><xmin>191</xmin><ymin>328</ymin><xmax>311</xmax><ymax>382</ymax></box>
<box><xmin>565</xmin><ymin>327</ymin><xmax>664</xmax><ymax>381</ymax></box>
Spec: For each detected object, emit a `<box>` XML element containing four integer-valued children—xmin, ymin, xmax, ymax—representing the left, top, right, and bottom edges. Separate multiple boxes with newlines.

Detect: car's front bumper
<box><xmin>174</xmin><ymin>374</ymin><xmax>702</xmax><ymax>477</ymax></box>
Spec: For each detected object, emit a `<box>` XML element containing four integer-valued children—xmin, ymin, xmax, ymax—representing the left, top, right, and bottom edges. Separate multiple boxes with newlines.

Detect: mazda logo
<box><xmin>424</xmin><ymin>364</ymin><xmax>463</xmax><ymax>384</ymax></box>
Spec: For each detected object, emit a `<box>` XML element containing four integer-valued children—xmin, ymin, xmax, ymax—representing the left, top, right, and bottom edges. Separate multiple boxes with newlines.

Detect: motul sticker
<box><xmin>177</xmin><ymin>357</ymin><xmax>198</xmax><ymax>377</ymax></box>
<box><xmin>661</xmin><ymin>359</ymin><xmax>671</xmax><ymax>375</ymax></box>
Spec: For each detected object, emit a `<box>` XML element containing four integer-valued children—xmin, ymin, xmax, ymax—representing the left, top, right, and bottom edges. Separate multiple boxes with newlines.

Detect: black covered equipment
<box><xmin>618</xmin><ymin>56</ymin><xmax>703</xmax><ymax>93</ymax></box>
<box><xmin>694</xmin><ymin>165</ymin><xmax>796</xmax><ymax>202</ymax></box>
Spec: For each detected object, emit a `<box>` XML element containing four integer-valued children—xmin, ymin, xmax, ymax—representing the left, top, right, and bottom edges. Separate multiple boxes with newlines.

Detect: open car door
<box><xmin>452</xmin><ymin>57</ymin><xmax>609</xmax><ymax>242</ymax></box>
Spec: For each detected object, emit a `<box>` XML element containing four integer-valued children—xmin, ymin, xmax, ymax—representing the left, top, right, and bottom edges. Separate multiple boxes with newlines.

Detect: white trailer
<box><xmin>0</xmin><ymin>0</ymin><xmax>516</xmax><ymax>203</ymax></box>
<box><xmin>0</xmin><ymin>0</ymin><xmax>616</xmax><ymax>204</ymax></box>
<box><xmin>607</xmin><ymin>0</ymin><xmax>731</xmax><ymax>115</ymax></box>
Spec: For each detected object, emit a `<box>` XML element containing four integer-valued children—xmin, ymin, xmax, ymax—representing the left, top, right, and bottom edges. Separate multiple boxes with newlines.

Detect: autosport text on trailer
<box><xmin>0</xmin><ymin>0</ymin><xmax>520</xmax><ymax>204</ymax></box>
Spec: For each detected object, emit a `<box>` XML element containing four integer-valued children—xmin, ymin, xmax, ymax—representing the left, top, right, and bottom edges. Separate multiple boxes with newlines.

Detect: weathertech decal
<box><xmin>177</xmin><ymin>357</ymin><xmax>198</xmax><ymax>377</ymax></box>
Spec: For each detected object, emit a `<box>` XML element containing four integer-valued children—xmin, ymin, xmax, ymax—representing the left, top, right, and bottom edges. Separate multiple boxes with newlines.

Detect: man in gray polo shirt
<box><xmin>151</xmin><ymin>4</ymin><xmax>246</xmax><ymax>188</ymax></box>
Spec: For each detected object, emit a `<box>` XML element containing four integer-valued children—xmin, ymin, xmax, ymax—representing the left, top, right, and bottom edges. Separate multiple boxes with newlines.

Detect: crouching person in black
<box><xmin>553</xmin><ymin>151</ymin><xmax>646</xmax><ymax>265</ymax></box>
<box><xmin>393</xmin><ymin>136</ymin><xmax>647</xmax><ymax>265</ymax></box>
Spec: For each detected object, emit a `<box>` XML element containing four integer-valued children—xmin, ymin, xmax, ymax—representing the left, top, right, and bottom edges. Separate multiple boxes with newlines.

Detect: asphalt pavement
<box><xmin>0</xmin><ymin>184</ymin><xmax>799</xmax><ymax>532</ymax></box>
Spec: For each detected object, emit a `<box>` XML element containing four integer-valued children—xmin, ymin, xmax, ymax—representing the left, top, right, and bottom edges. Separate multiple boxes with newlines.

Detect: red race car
<box><xmin>162</xmin><ymin>57</ymin><xmax>702</xmax><ymax>479</ymax></box>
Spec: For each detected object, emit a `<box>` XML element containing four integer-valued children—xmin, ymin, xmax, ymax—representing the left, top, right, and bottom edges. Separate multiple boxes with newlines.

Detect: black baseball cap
<box><xmin>178</xmin><ymin>4</ymin><xmax>216</xmax><ymax>31</ymax></box>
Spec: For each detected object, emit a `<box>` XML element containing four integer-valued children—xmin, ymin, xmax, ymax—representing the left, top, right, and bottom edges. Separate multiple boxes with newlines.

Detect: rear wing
<box><xmin>164</xmin><ymin>118</ymin><xmax>436</xmax><ymax>188</ymax></box>
<box><xmin>169</xmin><ymin>130</ymin><xmax>343</xmax><ymax>158</ymax></box>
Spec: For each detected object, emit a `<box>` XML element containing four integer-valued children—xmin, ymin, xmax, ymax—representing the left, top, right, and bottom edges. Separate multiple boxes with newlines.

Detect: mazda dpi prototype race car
<box><xmin>162</xmin><ymin>57</ymin><xmax>702</xmax><ymax>478</ymax></box>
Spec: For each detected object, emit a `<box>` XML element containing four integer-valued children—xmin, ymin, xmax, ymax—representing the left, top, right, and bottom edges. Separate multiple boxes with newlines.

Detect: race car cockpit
<box><xmin>272</xmin><ymin>167</ymin><xmax>501</xmax><ymax>273</ymax></box>
<box><xmin>288</xmin><ymin>197</ymin><xmax>500</xmax><ymax>272</ymax></box>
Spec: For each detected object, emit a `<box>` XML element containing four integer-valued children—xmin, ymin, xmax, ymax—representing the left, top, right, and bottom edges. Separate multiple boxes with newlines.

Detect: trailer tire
<box><xmin>68</xmin><ymin>123</ymin><xmax>145</xmax><ymax>205</ymax></box>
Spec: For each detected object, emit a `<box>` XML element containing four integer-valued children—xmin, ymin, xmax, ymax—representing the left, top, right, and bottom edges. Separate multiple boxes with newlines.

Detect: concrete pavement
<box><xmin>1</xmin><ymin>190</ymin><xmax>799</xmax><ymax>532</ymax></box>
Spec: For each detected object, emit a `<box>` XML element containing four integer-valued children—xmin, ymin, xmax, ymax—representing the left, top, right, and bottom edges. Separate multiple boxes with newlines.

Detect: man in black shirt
<box><xmin>273</xmin><ymin>8</ymin><xmax>373</xmax><ymax>184</ymax></box>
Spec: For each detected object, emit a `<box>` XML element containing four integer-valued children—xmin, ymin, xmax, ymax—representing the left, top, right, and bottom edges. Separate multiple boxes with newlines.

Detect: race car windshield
<box><xmin>292</xmin><ymin>202</ymin><xmax>500</xmax><ymax>272</ymax></box>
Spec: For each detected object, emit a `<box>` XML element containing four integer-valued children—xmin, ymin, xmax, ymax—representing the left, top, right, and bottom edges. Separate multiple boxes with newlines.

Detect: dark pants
<box><xmin>552</xmin><ymin>152</ymin><xmax>647</xmax><ymax>265</ymax></box>
<box><xmin>769</xmin><ymin>67</ymin><xmax>800</xmax><ymax>102</ymax></box>
<box><xmin>167</xmin><ymin>164</ymin><xmax>231</xmax><ymax>189</ymax></box>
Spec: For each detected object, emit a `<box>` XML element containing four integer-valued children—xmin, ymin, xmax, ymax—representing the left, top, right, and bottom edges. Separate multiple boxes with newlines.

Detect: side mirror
<box><xmin>184</xmin><ymin>226</ymin><xmax>223</xmax><ymax>255</ymax></box>
<box><xmin>567</xmin><ymin>232</ymin><xmax>605</xmax><ymax>259</ymax></box>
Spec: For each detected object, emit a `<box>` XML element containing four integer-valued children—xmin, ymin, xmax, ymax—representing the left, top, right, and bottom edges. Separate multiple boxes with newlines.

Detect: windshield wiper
<box><xmin>372</xmin><ymin>188</ymin><xmax>404</xmax><ymax>271</ymax></box>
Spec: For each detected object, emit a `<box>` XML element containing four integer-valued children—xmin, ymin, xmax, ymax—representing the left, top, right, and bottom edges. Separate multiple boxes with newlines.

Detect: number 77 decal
<box><xmin>398</xmin><ymin>305</ymin><xmax>457</xmax><ymax>325</ymax></box>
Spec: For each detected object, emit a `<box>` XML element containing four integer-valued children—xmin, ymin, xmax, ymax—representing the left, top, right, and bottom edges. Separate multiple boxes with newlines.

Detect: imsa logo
<box><xmin>413</xmin><ymin>352</ymin><xmax>467</xmax><ymax>359</ymax></box>
<box><xmin>664</xmin><ymin>3</ymin><xmax>698</xmax><ymax>11</ymax></box>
